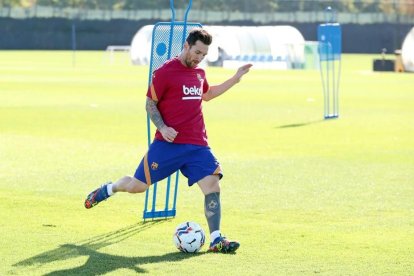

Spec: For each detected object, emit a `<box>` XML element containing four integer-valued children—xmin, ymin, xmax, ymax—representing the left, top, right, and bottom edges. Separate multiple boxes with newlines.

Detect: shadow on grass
<box><xmin>13</xmin><ymin>221</ymin><xmax>203</xmax><ymax>275</ymax></box>
<box><xmin>276</xmin><ymin>119</ymin><xmax>325</xmax><ymax>129</ymax></box>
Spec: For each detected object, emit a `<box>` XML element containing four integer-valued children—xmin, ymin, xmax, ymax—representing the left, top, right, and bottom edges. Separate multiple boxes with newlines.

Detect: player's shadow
<box><xmin>12</xmin><ymin>221</ymin><xmax>203</xmax><ymax>275</ymax></box>
<box><xmin>276</xmin><ymin>119</ymin><xmax>324</xmax><ymax>129</ymax></box>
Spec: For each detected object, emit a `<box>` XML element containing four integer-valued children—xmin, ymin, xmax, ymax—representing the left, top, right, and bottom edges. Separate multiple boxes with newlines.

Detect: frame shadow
<box><xmin>276</xmin><ymin>119</ymin><xmax>325</xmax><ymax>129</ymax></box>
<box><xmin>12</xmin><ymin>221</ymin><xmax>203</xmax><ymax>275</ymax></box>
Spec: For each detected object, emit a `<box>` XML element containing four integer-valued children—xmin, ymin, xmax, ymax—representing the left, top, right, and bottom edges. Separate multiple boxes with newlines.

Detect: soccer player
<box><xmin>84</xmin><ymin>28</ymin><xmax>252</xmax><ymax>253</ymax></box>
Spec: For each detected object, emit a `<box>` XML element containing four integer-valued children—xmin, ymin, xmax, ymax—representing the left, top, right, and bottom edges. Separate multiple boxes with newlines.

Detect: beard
<box><xmin>183</xmin><ymin>54</ymin><xmax>198</xmax><ymax>68</ymax></box>
<box><xmin>185</xmin><ymin>59</ymin><xmax>196</xmax><ymax>68</ymax></box>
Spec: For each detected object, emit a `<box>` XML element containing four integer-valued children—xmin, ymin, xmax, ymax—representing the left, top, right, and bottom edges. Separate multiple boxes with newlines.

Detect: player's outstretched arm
<box><xmin>146</xmin><ymin>97</ymin><xmax>178</xmax><ymax>142</ymax></box>
<box><xmin>202</xmin><ymin>63</ymin><xmax>252</xmax><ymax>102</ymax></box>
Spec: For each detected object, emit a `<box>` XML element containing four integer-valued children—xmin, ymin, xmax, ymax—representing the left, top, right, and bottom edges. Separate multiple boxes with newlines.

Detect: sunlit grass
<box><xmin>0</xmin><ymin>51</ymin><xmax>413</xmax><ymax>275</ymax></box>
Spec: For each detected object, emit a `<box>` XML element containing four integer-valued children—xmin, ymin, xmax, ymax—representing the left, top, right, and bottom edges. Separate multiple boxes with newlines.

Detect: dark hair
<box><xmin>186</xmin><ymin>28</ymin><xmax>212</xmax><ymax>46</ymax></box>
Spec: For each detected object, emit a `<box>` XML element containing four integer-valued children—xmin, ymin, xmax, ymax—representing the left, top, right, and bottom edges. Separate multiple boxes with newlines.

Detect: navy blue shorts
<box><xmin>134</xmin><ymin>140</ymin><xmax>223</xmax><ymax>186</ymax></box>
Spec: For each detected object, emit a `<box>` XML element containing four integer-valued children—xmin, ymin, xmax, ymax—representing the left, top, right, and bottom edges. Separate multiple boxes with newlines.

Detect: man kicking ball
<box><xmin>85</xmin><ymin>28</ymin><xmax>252</xmax><ymax>253</ymax></box>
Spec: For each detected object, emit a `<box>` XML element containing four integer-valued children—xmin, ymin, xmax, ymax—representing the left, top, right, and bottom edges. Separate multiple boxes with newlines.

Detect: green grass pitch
<box><xmin>0</xmin><ymin>51</ymin><xmax>413</xmax><ymax>275</ymax></box>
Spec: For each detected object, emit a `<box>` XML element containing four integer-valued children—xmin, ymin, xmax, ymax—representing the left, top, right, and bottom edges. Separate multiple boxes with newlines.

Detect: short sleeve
<box><xmin>146</xmin><ymin>69</ymin><xmax>166</xmax><ymax>101</ymax></box>
<box><xmin>202</xmin><ymin>74</ymin><xmax>209</xmax><ymax>94</ymax></box>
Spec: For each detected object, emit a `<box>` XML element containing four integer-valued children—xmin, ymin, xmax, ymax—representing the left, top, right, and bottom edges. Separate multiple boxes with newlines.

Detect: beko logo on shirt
<box><xmin>182</xmin><ymin>85</ymin><xmax>202</xmax><ymax>100</ymax></box>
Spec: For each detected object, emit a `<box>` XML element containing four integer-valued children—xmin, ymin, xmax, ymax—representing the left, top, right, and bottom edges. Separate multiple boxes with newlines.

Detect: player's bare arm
<box><xmin>146</xmin><ymin>97</ymin><xmax>178</xmax><ymax>142</ymax></box>
<box><xmin>203</xmin><ymin>63</ymin><xmax>252</xmax><ymax>101</ymax></box>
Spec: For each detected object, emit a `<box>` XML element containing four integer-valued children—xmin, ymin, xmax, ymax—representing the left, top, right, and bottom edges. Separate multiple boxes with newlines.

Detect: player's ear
<box><xmin>183</xmin><ymin>41</ymin><xmax>189</xmax><ymax>50</ymax></box>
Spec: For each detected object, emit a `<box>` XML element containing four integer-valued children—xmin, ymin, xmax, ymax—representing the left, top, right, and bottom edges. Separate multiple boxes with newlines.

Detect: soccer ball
<box><xmin>173</xmin><ymin>221</ymin><xmax>205</xmax><ymax>253</ymax></box>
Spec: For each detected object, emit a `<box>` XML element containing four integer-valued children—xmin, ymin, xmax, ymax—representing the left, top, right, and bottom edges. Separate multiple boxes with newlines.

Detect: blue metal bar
<box><xmin>172</xmin><ymin>171</ymin><xmax>179</xmax><ymax>211</ymax></box>
<box><xmin>326</xmin><ymin>42</ymin><xmax>331</xmax><ymax>117</ymax></box>
<box><xmin>170</xmin><ymin>0</ymin><xmax>176</xmax><ymax>21</ymax></box>
<box><xmin>318</xmin><ymin>42</ymin><xmax>327</xmax><ymax>118</ymax></box>
<box><xmin>184</xmin><ymin>0</ymin><xmax>193</xmax><ymax>21</ymax></box>
<box><xmin>332</xmin><ymin>44</ymin><xmax>335</xmax><ymax>116</ymax></box>
<box><xmin>143</xmin><ymin>209</ymin><xmax>176</xmax><ymax>220</ymax></box>
<box><xmin>165</xmin><ymin>175</ymin><xmax>172</xmax><ymax>212</ymax></box>
<box><xmin>181</xmin><ymin>0</ymin><xmax>193</xmax><ymax>46</ymax></box>
<box><xmin>151</xmin><ymin>182</ymin><xmax>158</xmax><ymax>213</ymax></box>
<box><xmin>147</xmin><ymin>23</ymin><xmax>159</xmax><ymax>87</ymax></box>
<box><xmin>143</xmin><ymin>182</ymin><xmax>149</xmax><ymax>217</ymax></box>
<box><xmin>143</xmin><ymin>1</ymin><xmax>200</xmax><ymax>220</ymax></box>
<box><xmin>71</xmin><ymin>22</ymin><xmax>76</xmax><ymax>66</ymax></box>
<box><xmin>335</xmin><ymin>59</ymin><xmax>341</xmax><ymax>116</ymax></box>
<box><xmin>167</xmin><ymin>0</ymin><xmax>176</xmax><ymax>59</ymax></box>
<box><xmin>144</xmin><ymin>24</ymin><xmax>161</xmax><ymax>219</ymax></box>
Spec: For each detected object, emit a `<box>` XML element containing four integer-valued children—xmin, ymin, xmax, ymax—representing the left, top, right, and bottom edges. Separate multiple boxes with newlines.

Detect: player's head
<box><xmin>186</xmin><ymin>28</ymin><xmax>212</xmax><ymax>47</ymax></box>
<box><xmin>181</xmin><ymin>28</ymin><xmax>212</xmax><ymax>68</ymax></box>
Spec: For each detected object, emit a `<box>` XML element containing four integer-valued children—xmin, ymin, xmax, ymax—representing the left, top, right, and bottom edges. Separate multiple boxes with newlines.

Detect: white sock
<box><xmin>106</xmin><ymin>183</ymin><xmax>114</xmax><ymax>196</ymax></box>
<box><xmin>210</xmin><ymin>230</ymin><xmax>221</xmax><ymax>243</ymax></box>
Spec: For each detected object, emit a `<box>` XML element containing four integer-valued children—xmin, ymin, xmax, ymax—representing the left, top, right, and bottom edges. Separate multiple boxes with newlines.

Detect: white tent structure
<box><xmin>130</xmin><ymin>24</ymin><xmax>154</xmax><ymax>66</ymax></box>
<box><xmin>401</xmin><ymin>27</ymin><xmax>414</xmax><ymax>72</ymax></box>
<box><xmin>130</xmin><ymin>25</ymin><xmax>307</xmax><ymax>69</ymax></box>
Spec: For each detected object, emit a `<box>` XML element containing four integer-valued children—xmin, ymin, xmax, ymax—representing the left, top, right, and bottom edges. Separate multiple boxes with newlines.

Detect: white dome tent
<box><xmin>401</xmin><ymin>27</ymin><xmax>414</xmax><ymax>72</ymax></box>
<box><xmin>130</xmin><ymin>25</ymin><xmax>307</xmax><ymax>69</ymax></box>
<box><xmin>130</xmin><ymin>24</ymin><xmax>154</xmax><ymax>66</ymax></box>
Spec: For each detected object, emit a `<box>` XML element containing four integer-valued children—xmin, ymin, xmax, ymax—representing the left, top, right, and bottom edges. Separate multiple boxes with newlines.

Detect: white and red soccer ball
<box><xmin>173</xmin><ymin>221</ymin><xmax>205</xmax><ymax>253</ymax></box>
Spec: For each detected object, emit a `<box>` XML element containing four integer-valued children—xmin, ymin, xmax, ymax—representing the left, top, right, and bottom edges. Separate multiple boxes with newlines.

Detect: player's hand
<box><xmin>160</xmin><ymin>126</ymin><xmax>178</xmax><ymax>142</ymax></box>
<box><xmin>234</xmin><ymin>63</ymin><xmax>253</xmax><ymax>82</ymax></box>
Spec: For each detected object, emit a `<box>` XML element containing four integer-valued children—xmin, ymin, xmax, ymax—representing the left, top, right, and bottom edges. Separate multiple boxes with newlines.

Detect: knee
<box><xmin>210</xmin><ymin>180</ymin><xmax>220</xmax><ymax>193</ymax></box>
<box><xmin>127</xmin><ymin>177</ymin><xmax>148</xmax><ymax>193</ymax></box>
<box><xmin>198</xmin><ymin>175</ymin><xmax>221</xmax><ymax>195</ymax></box>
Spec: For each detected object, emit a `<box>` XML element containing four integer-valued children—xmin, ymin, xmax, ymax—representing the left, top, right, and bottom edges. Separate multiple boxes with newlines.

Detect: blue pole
<box><xmin>71</xmin><ymin>22</ymin><xmax>76</xmax><ymax>67</ymax></box>
<box><xmin>181</xmin><ymin>0</ymin><xmax>193</xmax><ymax>46</ymax></box>
<box><xmin>165</xmin><ymin>176</ymin><xmax>171</xmax><ymax>213</ymax></box>
<box><xmin>172</xmin><ymin>171</ymin><xmax>179</xmax><ymax>212</ymax></box>
<box><xmin>144</xmin><ymin>22</ymin><xmax>160</xmax><ymax>220</ymax></box>
<box><xmin>167</xmin><ymin>0</ymin><xmax>176</xmax><ymax>59</ymax></box>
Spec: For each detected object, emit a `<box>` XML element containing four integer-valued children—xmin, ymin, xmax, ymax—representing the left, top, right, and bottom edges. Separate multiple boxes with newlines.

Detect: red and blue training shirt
<box><xmin>146</xmin><ymin>57</ymin><xmax>210</xmax><ymax>146</ymax></box>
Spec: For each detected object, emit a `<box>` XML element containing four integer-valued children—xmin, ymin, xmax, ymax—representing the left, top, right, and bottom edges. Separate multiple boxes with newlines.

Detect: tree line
<box><xmin>1</xmin><ymin>0</ymin><xmax>413</xmax><ymax>15</ymax></box>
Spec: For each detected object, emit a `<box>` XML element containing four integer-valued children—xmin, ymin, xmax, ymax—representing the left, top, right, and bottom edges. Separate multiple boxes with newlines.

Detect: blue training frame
<box><xmin>143</xmin><ymin>0</ymin><xmax>202</xmax><ymax>220</ymax></box>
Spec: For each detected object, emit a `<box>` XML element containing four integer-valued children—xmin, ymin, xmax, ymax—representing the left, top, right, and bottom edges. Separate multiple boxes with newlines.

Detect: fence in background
<box><xmin>1</xmin><ymin>5</ymin><xmax>414</xmax><ymax>24</ymax></box>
